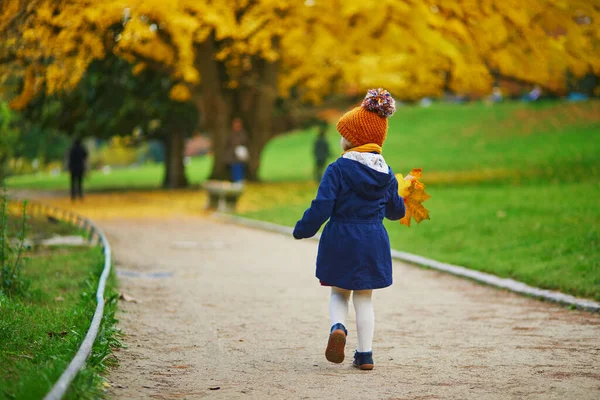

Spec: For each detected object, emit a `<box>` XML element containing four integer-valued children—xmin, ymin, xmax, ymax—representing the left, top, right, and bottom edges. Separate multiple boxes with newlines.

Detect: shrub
<box><xmin>0</xmin><ymin>184</ymin><xmax>29</xmax><ymax>296</ymax></box>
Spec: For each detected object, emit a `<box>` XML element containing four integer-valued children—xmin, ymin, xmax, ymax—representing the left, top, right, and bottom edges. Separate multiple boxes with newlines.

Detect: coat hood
<box><xmin>337</xmin><ymin>157</ymin><xmax>394</xmax><ymax>200</ymax></box>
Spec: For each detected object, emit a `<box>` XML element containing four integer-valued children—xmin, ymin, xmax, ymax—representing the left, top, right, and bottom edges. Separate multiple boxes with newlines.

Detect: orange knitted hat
<box><xmin>336</xmin><ymin>88</ymin><xmax>396</xmax><ymax>147</ymax></box>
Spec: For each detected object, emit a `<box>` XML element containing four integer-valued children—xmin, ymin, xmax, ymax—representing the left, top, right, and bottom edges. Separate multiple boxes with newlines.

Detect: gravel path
<box><xmin>102</xmin><ymin>216</ymin><xmax>600</xmax><ymax>400</ymax></box>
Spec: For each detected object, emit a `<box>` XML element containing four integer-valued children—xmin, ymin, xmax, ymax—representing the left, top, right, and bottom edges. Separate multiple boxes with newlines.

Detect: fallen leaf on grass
<box><xmin>55</xmin><ymin>296</ymin><xmax>64</xmax><ymax>301</ymax></box>
<box><xmin>119</xmin><ymin>293</ymin><xmax>140</xmax><ymax>303</ymax></box>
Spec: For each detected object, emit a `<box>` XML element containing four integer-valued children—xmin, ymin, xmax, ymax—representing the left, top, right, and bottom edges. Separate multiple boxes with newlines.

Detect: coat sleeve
<box><xmin>293</xmin><ymin>164</ymin><xmax>340</xmax><ymax>239</ymax></box>
<box><xmin>385</xmin><ymin>175</ymin><xmax>406</xmax><ymax>221</ymax></box>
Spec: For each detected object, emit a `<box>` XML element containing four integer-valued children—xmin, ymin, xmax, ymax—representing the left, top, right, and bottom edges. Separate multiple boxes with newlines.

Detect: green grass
<box><xmin>259</xmin><ymin>100</ymin><xmax>600</xmax><ymax>182</ymax></box>
<box><xmin>0</xmin><ymin>222</ymin><xmax>119</xmax><ymax>399</ymax></box>
<box><xmin>7</xmin><ymin>157</ymin><xmax>213</xmax><ymax>192</ymax></box>
<box><xmin>7</xmin><ymin>211</ymin><xmax>81</xmax><ymax>241</ymax></box>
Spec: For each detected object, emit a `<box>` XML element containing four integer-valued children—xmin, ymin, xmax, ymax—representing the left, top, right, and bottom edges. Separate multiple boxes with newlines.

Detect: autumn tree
<box><xmin>17</xmin><ymin>55</ymin><xmax>198</xmax><ymax>187</ymax></box>
<box><xmin>1</xmin><ymin>0</ymin><xmax>599</xmax><ymax>182</ymax></box>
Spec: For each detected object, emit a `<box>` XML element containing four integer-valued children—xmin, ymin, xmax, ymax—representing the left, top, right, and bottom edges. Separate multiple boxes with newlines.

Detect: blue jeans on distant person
<box><xmin>231</xmin><ymin>163</ymin><xmax>246</xmax><ymax>183</ymax></box>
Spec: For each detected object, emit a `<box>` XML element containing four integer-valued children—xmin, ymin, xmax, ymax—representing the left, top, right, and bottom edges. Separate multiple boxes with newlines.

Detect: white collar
<box><xmin>342</xmin><ymin>152</ymin><xmax>389</xmax><ymax>174</ymax></box>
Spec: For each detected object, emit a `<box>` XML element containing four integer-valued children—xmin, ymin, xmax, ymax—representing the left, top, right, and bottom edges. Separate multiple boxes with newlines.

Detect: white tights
<box><xmin>329</xmin><ymin>287</ymin><xmax>374</xmax><ymax>353</ymax></box>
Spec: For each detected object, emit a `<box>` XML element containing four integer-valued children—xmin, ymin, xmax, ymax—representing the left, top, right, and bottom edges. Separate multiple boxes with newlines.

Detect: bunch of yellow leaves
<box><xmin>395</xmin><ymin>168</ymin><xmax>430</xmax><ymax>227</ymax></box>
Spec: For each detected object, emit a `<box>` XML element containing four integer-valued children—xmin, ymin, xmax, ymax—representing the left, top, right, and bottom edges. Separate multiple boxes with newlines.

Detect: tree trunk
<box><xmin>162</xmin><ymin>131</ymin><xmax>189</xmax><ymax>188</ymax></box>
<box><xmin>240</xmin><ymin>54</ymin><xmax>280</xmax><ymax>181</ymax></box>
<box><xmin>195</xmin><ymin>35</ymin><xmax>346</xmax><ymax>182</ymax></box>
<box><xmin>208</xmin><ymin>120</ymin><xmax>231</xmax><ymax>181</ymax></box>
<box><xmin>161</xmin><ymin>134</ymin><xmax>171</xmax><ymax>187</ymax></box>
<box><xmin>195</xmin><ymin>36</ymin><xmax>232</xmax><ymax>181</ymax></box>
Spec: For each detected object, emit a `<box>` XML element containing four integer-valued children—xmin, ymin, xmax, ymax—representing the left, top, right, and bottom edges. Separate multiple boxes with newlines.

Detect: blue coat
<box><xmin>293</xmin><ymin>157</ymin><xmax>406</xmax><ymax>290</ymax></box>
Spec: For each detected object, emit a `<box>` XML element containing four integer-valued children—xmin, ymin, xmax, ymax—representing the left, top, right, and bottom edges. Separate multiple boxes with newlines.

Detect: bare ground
<box><xmin>101</xmin><ymin>216</ymin><xmax>600</xmax><ymax>400</ymax></box>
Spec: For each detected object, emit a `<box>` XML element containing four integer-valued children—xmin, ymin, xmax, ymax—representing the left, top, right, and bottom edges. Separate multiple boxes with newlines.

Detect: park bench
<box><xmin>203</xmin><ymin>180</ymin><xmax>244</xmax><ymax>212</ymax></box>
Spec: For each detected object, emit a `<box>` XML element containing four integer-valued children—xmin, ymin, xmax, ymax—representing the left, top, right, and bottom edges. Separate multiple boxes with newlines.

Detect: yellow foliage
<box><xmin>9</xmin><ymin>64</ymin><xmax>38</xmax><ymax>110</ymax></box>
<box><xmin>90</xmin><ymin>136</ymin><xmax>138</xmax><ymax>168</ymax></box>
<box><xmin>43</xmin><ymin>181</ymin><xmax>318</xmax><ymax>220</ymax></box>
<box><xmin>46</xmin><ymin>190</ymin><xmax>210</xmax><ymax>221</ymax></box>
<box><xmin>396</xmin><ymin>169</ymin><xmax>431</xmax><ymax>228</ymax></box>
<box><xmin>1</xmin><ymin>0</ymin><xmax>599</xmax><ymax>107</ymax></box>
<box><xmin>132</xmin><ymin>63</ymin><xmax>147</xmax><ymax>76</ymax></box>
<box><xmin>169</xmin><ymin>83</ymin><xmax>192</xmax><ymax>102</ymax></box>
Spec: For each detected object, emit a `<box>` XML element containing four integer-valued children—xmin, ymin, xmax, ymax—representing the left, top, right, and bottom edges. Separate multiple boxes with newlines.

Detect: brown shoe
<box><xmin>325</xmin><ymin>323</ymin><xmax>347</xmax><ymax>363</ymax></box>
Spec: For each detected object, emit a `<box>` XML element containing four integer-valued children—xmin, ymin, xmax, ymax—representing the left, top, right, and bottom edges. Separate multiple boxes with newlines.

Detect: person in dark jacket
<box><xmin>313</xmin><ymin>123</ymin><xmax>331</xmax><ymax>182</ymax></box>
<box><xmin>68</xmin><ymin>138</ymin><xmax>88</xmax><ymax>201</ymax></box>
<box><xmin>293</xmin><ymin>89</ymin><xmax>405</xmax><ymax>371</ymax></box>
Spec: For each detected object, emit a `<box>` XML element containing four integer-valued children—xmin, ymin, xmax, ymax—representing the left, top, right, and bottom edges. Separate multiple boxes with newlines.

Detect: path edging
<box><xmin>11</xmin><ymin>200</ymin><xmax>113</xmax><ymax>400</ymax></box>
<box><xmin>216</xmin><ymin>213</ymin><xmax>600</xmax><ymax>313</ymax></box>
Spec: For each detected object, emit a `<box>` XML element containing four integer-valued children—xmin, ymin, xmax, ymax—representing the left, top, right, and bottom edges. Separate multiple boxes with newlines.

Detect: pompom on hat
<box><xmin>336</xmin><ymin>88</ymin><xmax>396</xmax><ymax>147</ymax></box>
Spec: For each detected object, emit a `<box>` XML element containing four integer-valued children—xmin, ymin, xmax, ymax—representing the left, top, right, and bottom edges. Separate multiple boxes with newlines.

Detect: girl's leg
<box><xmin>329</xmin><ymin>287</ymin><xmax>351</xmax><ymax>326</ymax></box>
<box><xmin>353</xmin><ymin>290</ymin><xmax>374</xmax><ymax>353</ymax></box>
<box><xmin>326</xmin><ymin>287</ymin><xmax>351</xmax><ymax>363</ymax></box>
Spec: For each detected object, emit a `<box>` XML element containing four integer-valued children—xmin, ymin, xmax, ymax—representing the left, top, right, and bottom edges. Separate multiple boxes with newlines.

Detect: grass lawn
<box><xmin>259</xmin><ymin>100</ymin><xmax>600</xmax><ymax>182</ymax></box>
<box><xmin>6</xmin><ymin>100</ymin><xmax>600</xmax><ymax>301</ymax></box>
<box><xmin>0</xmin><ymin>210</ymin><xmax>119</xmax><ymax>399</ymax></box>
<box><xmin>6</xmin><ymin>157</ymin><xmax>213</xmax><ymax>192</ymax></box>
<box><xmin>242</xmin><ymin>100</ymin><xmax>600</xmax><ymax>301</ymax></box>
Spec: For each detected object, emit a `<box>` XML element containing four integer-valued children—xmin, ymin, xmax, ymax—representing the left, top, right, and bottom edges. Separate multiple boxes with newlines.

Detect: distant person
<box><xmin>492</xmin><ymin>86</ymin><xmax>503</xmax><ymax>102</ymax></box>
<box><xmin>293</xmin><ymin>89</ymin><xmax>405</xmax><ymax>371</ymax></box>
<box><xmin>68</xmin><ymin>138</ymin><xmax>88</xmax><ymax>201</ymax></box>
<box><xmin>529</xmin><ymin>85</ymin><xmax>541</xmax><ymax>101</ymax></box>
<box><xmin>313</xmin><ymin>123</ymin><xmax>331</xmax><ymax>182</ymax></box>
<box><xmin>225</xmin><ymin>118</ymin><xmax>249</xmax><ymax>183</ymax></box>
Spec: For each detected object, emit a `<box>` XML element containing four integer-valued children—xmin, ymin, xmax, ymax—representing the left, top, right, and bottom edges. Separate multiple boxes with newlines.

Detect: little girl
<box><xmin>293</xmin><ymin>88</ymin><xmax>405</xmax><ymax>371</ymax></box>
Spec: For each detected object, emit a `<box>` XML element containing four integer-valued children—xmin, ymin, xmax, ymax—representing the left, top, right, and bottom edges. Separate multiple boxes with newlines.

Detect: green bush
<box><xmin>0</xmin><ymin>102</ymin><xmax>20</xmax><ymax>180</ymax></box>
<box><xmin>90</xmin><ymin>136</ymin><xmax>139</xmax><ymax>168</ymax></box>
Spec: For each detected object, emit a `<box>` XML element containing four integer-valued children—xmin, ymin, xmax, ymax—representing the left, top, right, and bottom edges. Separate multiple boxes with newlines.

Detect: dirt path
<box><xmin>101</xmin><ymin>216</ymin><xmax>600</xmax><ymax>400</ymax></box>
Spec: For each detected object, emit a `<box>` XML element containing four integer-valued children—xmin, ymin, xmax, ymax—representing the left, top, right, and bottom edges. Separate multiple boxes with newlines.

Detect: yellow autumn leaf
<box><xmin>395</xmin><ymin>173</ymin><xmax>412</xmax><ymax>198</ymax></box>
<box><xmin>396</xmin><ymin>168</ymin><xmax>430</xmax><ymax>227</ymax></box>
<box><xmin>132</xmin><ymin>63</ymin><xmax>146</xmax><ymax>76</ymax></box>
<box><xmin>169</xmin><ymin>83</ymin><xmax>192</xmax><ymax>102</ymax></box>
